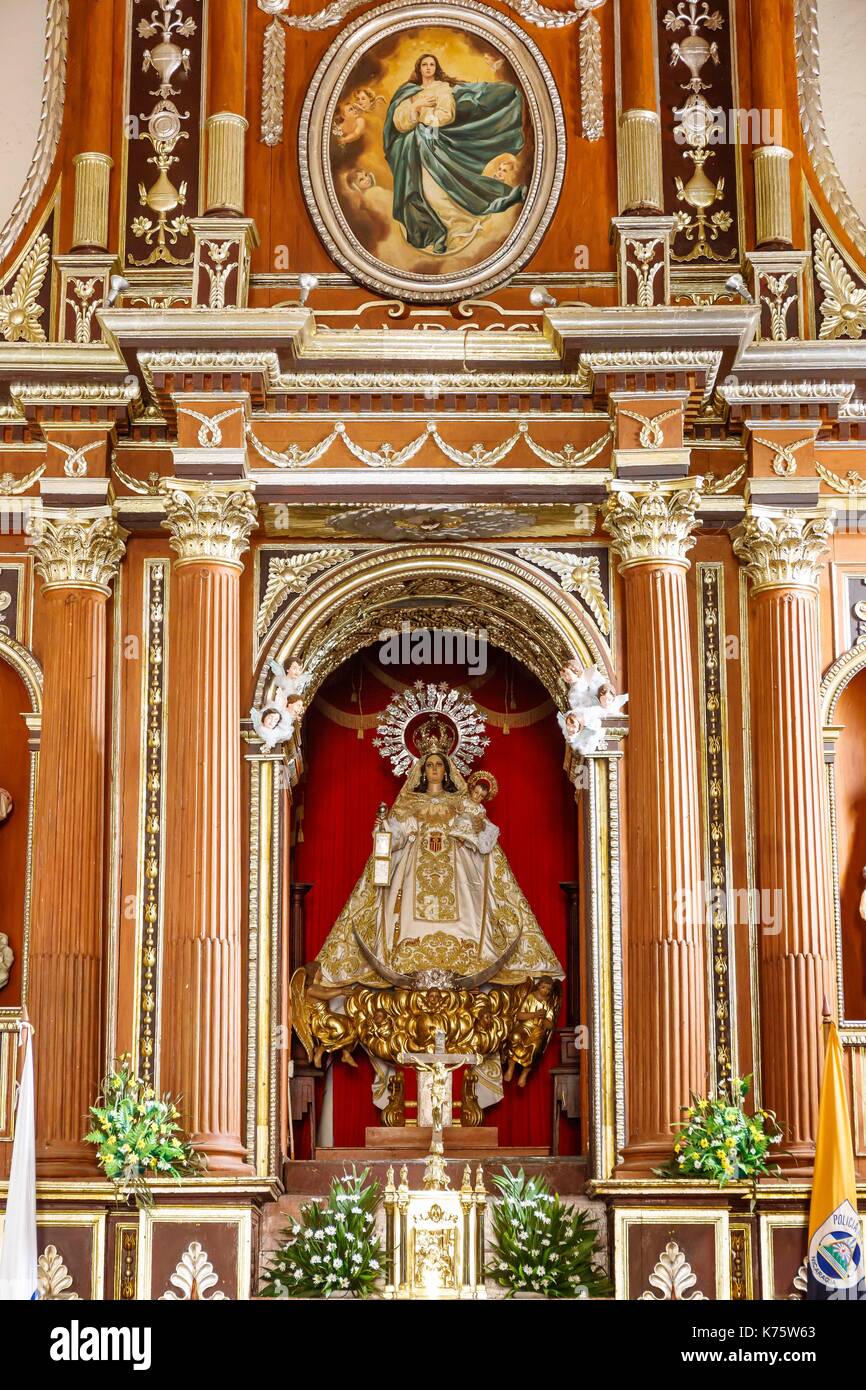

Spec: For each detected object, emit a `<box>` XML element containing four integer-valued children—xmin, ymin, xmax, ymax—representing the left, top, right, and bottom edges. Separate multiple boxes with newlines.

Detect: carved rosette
<box><xmin>603</xmin><ymin>481</ymin><xmax>703</xmax><ymax>570</ymax></box>
<box><xmin>32</xmin><ymin>512</ymin><xmax>126</xmax><ymax>595</ymax></box>
<box><xmin>162</xmin><ymin>481</ymin><xmax>257</xmax><ymax>569</ymax></box>
<box><xmin>732</xmin><ymin>511</ymin><xmax>833</xmax><ymax>593</ymax></box>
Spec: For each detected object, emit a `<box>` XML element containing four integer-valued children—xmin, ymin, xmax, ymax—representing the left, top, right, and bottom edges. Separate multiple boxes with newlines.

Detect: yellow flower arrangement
<box><xmin>660</xmin><ymin>1076</ymin><xmax>783</xmax><ymax>1188</ymax></box>
<box><xmin>85</xmin><ymin>1054</ymin><xmax>202</xmax><ymax>1208</ymax></box>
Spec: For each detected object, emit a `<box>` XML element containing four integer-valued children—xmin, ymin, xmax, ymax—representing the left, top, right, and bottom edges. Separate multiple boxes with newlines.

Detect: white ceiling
<box><xmin>817</xmin><ymin>0</ymin><xmax>866</xmax><ymax>222</ymax></box>
<box><xmin>0</xmin><ymin>0</ymin><xmax>46</xmax><ymax>236</ymax></box>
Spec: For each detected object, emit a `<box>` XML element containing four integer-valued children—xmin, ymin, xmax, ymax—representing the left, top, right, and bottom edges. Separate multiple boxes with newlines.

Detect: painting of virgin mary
<box><xmin>324</xmin><ymin>24</ymin><xmax>539</xmax><ymax>281</ymax></box>
<box><xmin>303</xmin><ymin>8</ymin><xmax>563</xmax><ymax>299</ymax></box>
<box><xmin>383</xmin><ymin>52</ymin><xmax>527</xmax><ymax>257</ymax></box>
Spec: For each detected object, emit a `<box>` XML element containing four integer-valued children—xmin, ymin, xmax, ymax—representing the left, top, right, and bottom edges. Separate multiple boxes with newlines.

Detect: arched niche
<box><xmin>822</xmin><ymin>642</ymin><xmax>866</xmax><ymax>1025</ymax></box>
<box><xmin>0</xmin><ymin>632</ymin><xmax>41</xmax><ymax>1151</ymax></box>
<box><xmin>244</xmin><ymin>544</ymin><xmax>625</xmax><ymax>1182</ymax></box>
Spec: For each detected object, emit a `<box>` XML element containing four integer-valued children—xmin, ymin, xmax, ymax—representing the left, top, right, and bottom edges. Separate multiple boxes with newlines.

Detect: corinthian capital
<box><xmin>33</xmin><ymin>509</ymin><xmax>126</xmax><ymax>595</ymax></box>
<box><xmin>162</xmin><ymin>480</ymin><xmax>257</xmax><ymax>569</ymax></box>
<box><xmin>603</xmin><ymin>479</ymin><xmax>704</xmax><ymax>570</ymax></box>
<box><xmin>732</xmin><ymin>510</ymin><xmax>833</xmax><ymax>593</ymax></box>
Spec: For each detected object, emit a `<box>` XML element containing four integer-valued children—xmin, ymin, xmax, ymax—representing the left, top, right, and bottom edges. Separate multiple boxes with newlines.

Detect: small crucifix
<box><xmin>398</xmin><ymin>1029</ymin><xmax>481</xmax><ymax>1154</ymax></box>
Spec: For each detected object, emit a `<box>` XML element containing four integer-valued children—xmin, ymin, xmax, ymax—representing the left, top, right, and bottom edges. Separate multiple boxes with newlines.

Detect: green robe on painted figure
<box><xmin>383</xmin><ymin>76</ymin><xmax>527</xmax><ymax>255</ymax></box>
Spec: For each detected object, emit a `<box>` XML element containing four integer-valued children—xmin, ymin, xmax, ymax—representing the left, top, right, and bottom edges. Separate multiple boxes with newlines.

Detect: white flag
<box><xmin>0</xmin><ymin>1025</ymin><xmax>37</xmax><ymax>1299</ymax></box>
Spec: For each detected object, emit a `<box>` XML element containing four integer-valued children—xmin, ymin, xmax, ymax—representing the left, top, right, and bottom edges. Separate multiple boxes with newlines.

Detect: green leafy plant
<box><xmin>84</xmin><ymin>1054</ymin><xmax>201</xmax><ymax>1206</ymax></box>
<box><xmin>486</xmin><ymin>1167</ymin><xmax>611</xmax><ymax>1299</ymax></box>
<box><xmin>663</xmin><ymin>1075</ymin><xmax>782</xmax><ymax>1186</ymax></box>
<box><xmin>259</xmin><ymin>1168</ymin><xmax>384</xmax><ymax>1299</ymax></box>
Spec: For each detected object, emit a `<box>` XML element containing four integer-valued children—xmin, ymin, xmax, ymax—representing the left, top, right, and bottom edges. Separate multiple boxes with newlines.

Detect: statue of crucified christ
<box><xmin>398</xmin><ymin>1028</ymin><xmax>481</xmax><ymax>1165</ymax></box>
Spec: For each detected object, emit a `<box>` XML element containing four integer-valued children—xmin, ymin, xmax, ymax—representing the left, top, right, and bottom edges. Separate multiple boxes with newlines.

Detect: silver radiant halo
<box><xmin>373</xmin><ymin>681</ymin><xmax>489</xmax><ymax>775</ymax></box>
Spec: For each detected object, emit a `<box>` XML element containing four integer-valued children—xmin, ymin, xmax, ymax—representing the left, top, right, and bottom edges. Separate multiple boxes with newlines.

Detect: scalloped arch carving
<box><xmin>253</xmin><ymin>544</ymin><xmax>613</xmax><ymax>706</ymax></box>
<box><xmin>0</xmin><ymin>631</ymin><xmax>43</xmax><ymax>715</ymax></box>
<box><xmin>821</xmin><ymin>639</ymin><xmax>866</xmax><ymax>725</ymax></box>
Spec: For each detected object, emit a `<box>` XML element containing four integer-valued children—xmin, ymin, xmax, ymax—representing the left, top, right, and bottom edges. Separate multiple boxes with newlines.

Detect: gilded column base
<box><xmin>189</xmin><ymin>216</ymin><xmax>259</xmax><ymax>310</ymax></box>
<box><xmin>611</xmin><ymin>215</ymin><xmax>675</xmax><ymax>307</ymax></box>
<box><xmin>71</xmin><ymin>152</ymin><xmax>113</xmax><ymax>251</ymax></box>
<box><xmin>617</xmin><ymin>109</ymin><xmax>664</xmax><ymax>214</ymax></box>
<box><xmin>753</xmin><ymin>145</ymin><xmax>794</xmax><ymax>248</ymax></box>
<box><xmin>54</xmin><ymin>252</ymin><xmax>118</xmax><ymax>344</ymax></box>
<box><xmin>205</xmin><ymin>112</ymin><xmax>248</xmax><ymax>216</ymax></box>
<box><xmin>745</xmin><ymin>249</ymin><xmax>809</xmax><ymax>343</ymax></box>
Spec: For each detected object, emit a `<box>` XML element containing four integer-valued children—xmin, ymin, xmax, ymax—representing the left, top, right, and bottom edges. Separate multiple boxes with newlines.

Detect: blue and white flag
<box><xmin>0</xmin><ymin>1024</ymin><xmax>37</xmax><ymax>1300</ymax></box>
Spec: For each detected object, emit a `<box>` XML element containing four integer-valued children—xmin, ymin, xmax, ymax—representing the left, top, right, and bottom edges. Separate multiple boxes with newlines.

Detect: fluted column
<box><xmin>160</xmin><ymin>481</ymin><xmax>257</xmax><ymax>1173</ymax></box>
<box><xmin>733</xmin><ymin>510</ymin><xmax>834</xmax><ymax>1160</ymax></box>
<box><xmin>749</xmin><ymin>0</ymin><xmax>794</xmax><ymax>246</ymax></box>
<box><xmin>617</xmin><ymin>0</ymin><xmax>663</xmax><ymax>212</ymax></box>
<box><xmin>29</xmin><ymin>510</ymin><xmax>126</xmax><ymax>1173</ymax></box>
<box><xmin>69</xmin><ymin>0</ymin><xmax>114</xmax><ymax>250</ymax></box>
<box><xmin>603</xmin><ymin>481</ymin><xmax>707</xmax><ymax>1168</ymax></box>
<box><xmin>205</xmin><ymin>1</ymin><xmax>248</xmax><ymax>215</ymax></box>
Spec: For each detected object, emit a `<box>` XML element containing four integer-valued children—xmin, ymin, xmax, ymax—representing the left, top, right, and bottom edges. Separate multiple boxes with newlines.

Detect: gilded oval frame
<box><xmin>298</xmin><ymin>0</ymin><xmax>566</xmax><ymax>303</ymax></box>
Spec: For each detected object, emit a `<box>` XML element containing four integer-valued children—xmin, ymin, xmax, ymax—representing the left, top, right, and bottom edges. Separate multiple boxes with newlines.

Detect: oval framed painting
<box><xmin>299</xmin><ymin>0</ymin><xmax>566</xmax><ymax>302</ymax></box>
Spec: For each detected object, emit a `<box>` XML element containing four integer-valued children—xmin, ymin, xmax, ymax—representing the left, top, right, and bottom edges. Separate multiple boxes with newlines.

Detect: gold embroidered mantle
<box><xmin>314</xmin><ymin>789</ymin><xmax>563</xmax><ymax>988</ymax></box>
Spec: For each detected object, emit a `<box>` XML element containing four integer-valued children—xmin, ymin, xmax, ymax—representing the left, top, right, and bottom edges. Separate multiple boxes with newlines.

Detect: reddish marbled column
<box><xmin>29</xmin><ymin>513</ymin><xmax>125</xmax><ymax>1174</ymax></box>
<box><xmin>204</xmin><ymin>0</ymin><xmax>247</xmax><ymax>214</ymax></box>
<box><xmin>617</xmin><ymin>0</ymin><xmax>663</xmax><ymax>212</ymax></box>
<box><xmin>748</xmin><ymin>0</ymin><xmax>794</xmax><ymax>245</ymax></box>
<box><xmin>619</xmin><ymin>0</ymin><xmax>658</xmax><ymax>112</ymax></box>
<box><xmin>734</xmin><ymin>512</ymin><xmax>835</xmax><ymax>1159</ymax></box>
<box><xmin>605</xmin><ymin>482</ymin><xmax>707</xmax><ymax>1168</ymax></box>
<box><xmin>160</xmin><ymin>482</ymin><xmax>256</xmax><ymax>1173</ymax></box>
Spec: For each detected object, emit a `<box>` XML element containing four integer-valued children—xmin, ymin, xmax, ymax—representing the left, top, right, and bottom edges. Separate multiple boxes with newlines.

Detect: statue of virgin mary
<box><xmin>314</xmin><ymin>718</ymin><xmax>563</xmax><ymax>991</ymax></box>
<box><xmin>295</xmin><ymin>688</ymin><xmax>564</xmax><ymax>1115</ymax></box>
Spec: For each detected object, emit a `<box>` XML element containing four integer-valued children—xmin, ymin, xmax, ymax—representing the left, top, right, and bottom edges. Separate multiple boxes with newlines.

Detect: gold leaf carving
<box><xmin>515</xmin><ymin>546</ymin><xmax>611</xmax><ymax>634</ymax></box>
<box><xmin>37</xmin><ymin>1246</ymin><xmax>80</xmax><ymax>1300</ymax></box>
<box><xmin>257</xmin><ymin>547</ymin><xmax>354</xmax><ymax>634</ymax></box>
<box><xmin>813</xmin><ymin>228</ymin><xmax>866</xmax><ymax>341</ymax></box>
<box><xmin>0</xmin><ymin>234</ymin><xmax>50</xmax><ymax>343</ymax></box>
<box><xmin>160</xmin><ymin>1241</ymin><xmax>227</xmax><ymax>1300</ymax></box>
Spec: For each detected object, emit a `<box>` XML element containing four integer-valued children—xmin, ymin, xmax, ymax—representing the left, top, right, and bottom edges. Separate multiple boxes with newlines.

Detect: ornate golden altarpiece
<box><xmin>0</xmin><ymin>0</ymin><xmax>866</xmax><ymax>1304</ymax></box>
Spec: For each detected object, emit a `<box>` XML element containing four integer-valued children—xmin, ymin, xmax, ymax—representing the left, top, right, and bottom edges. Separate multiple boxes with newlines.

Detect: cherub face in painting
<box><xmin>351</xmin><ymin>168</ymin><xmax>374</xmax><ymax>193</ymax></box>
<box><xmin>352</xmin><ymin>86</ymin><xmax>377</xmax><ymax>111</ymax></box>
<box><xmin>492</xmin><ymin>155</ymin><xmax>518</xmax><ymax>184</ymax></box>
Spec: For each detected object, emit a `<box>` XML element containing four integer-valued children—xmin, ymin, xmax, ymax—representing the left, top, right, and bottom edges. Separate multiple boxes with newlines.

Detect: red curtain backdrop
<box><xmin>293</xmin><ymin>646</ymin><xmax>579</xmax><ymax>1152</ymax></box>
<box><xmin>834</xmin><ymin>673</ymin><xmax>866</xmax><ymax>1018</ymax></box>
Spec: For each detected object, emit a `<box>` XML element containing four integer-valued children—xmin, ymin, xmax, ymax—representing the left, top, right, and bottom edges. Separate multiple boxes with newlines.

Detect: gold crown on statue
<box><xmin>413</xmin><ymin>716</ymin><xmax>456</xmax><ymax>759</ymax></box>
